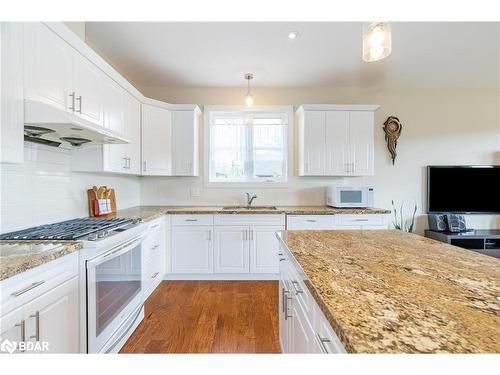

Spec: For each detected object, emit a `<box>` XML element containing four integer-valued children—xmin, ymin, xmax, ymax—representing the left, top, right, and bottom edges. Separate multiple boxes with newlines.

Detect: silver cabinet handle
<box><xmin>316</xmin><ymin>333</ymin><xmax>332</xmax><ymax>354</ymax></box>
<box><xmin>143</xmin><ymin>161</ymin><xmax>147</xmax><ymax>172</ymax></box>
<box><xmin>151</xmin><ymin>272</ymin><xmax>160</xmax><ymax>279</ymax></box>
<box><xmin>305</xmin><ymin>219</ymin><xmax>317</xmax><ymax>223</ymax></box>
<box><xmin>279</xmin><ymin>257</ymin><xmax>286</xmax><ymax>262</ymax></box>
<box><xmin>123</xmin><ymin>157</ymin><xmax>128</xmax><ymax>169</ymax></box>
<box><xmin>151</xmin><ymin>224</ymin><xmax>160</xmax><ymax>229</ymax></box>
<box><xmin>292</xmin><ymin>281</ymin><xmax>304</xmax><ymax>294</ymax></box>
<box><xmin>68</xmin><ymin>92</ymin><xmax>75</xmax><ymax>112</ymax></box>
<box><xmin>29</xmin><ymin>311</ymin><xmax>40</xmax><ymax>341</ymax></box>
<box><xmin>75</xmin><ymin>95</ymin><xmax>82</xmax><ymax>113</ymax></box>
<box><xmin>11</xmin><ymin>281</ymin><xmax>46</xmax><ymax>297</ymax></box>
<box><xmin>207</xmin><ymin>230</ymin><xmax>212</xmax><ymax>241</ymax></box>
<box><xmin>151</xmin><ymin>244</ymin><xmax>159</xmax><ymax>250</ymax></box>
<box><xmin>249</xmin><ymin>229</ymin><xmax>253</xmax><ymax>241</ymax></box>
<box><xmin>14</xmin><ymin>319</ymin><xmax>26</xmax><ymax>352</ymax></box>
<box><xmin>353</xmin><ymin>218</ymin><xmax>369</xmax><ymax>222</ymax></box>
<box><xmin>243</xmin><ymin>230</ymin><xmax>247</xmax><ymax>241</ymax></box>
<box><xmin>127</xmin><ymin>158</ymin><xmax>131</xmax><ymax>169</ymax></box>
<box><xmin>281</xmin><ymin>288</ymin><xmax>287</xmax><ymax>313</ymax></box>
<box><xmin>284</xmin><ymin>293</ymin><xmax>293</xmax><ymax>320</ymax></box>
<box><xmin>185</xmin><ymin>219</ymin><xmax>198</xmax><ymax>222</ymax></box>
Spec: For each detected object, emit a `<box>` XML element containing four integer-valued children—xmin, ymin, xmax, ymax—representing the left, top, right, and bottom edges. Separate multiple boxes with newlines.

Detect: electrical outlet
<box><xmin>190</xmin><ymin>188</ymin><xmax>200</xmax><ymax>198</ymax></box>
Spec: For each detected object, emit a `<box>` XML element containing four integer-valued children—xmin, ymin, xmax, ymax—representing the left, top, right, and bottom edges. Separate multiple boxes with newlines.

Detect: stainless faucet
<box><xmin>245</xmin><ymin>192</ymin><xmax>257</xmax><ymax>207</ymax></box>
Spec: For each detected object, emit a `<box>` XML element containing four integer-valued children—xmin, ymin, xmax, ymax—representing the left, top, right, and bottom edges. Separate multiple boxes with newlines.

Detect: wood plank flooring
<box><xmin>119</xmin><ymin>281</ymin><xmax>280</xmax><ymax>353</ymax></box>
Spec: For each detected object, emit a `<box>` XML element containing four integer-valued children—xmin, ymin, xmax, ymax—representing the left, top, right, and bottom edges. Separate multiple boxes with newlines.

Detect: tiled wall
<box><xmin>0</xmin><ymin>142</ymin><xmax>140</xmax><ymax>232</ymax></box>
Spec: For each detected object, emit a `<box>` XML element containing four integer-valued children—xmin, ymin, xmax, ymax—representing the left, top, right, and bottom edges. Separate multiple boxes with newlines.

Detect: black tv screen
<box><xmin>427</xmin><ymin>166</ymin><xmax>500</xmax><ymax>213</ymax></box>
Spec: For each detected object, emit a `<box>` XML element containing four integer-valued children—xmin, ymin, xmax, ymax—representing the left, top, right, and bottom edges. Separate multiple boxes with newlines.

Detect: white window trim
<box><xmin>203</xmin><ymin>105</ymin><xmax>294</xmax><ymax>188</ymax></box>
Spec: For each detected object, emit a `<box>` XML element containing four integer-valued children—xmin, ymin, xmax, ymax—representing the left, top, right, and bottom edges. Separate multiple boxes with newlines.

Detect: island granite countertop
<box><xmin>277</xmin><ymin>229</ymin><xmax>500</xmax><ymax>353</ymax></box>
<box><xmin>0</xmin><ymin>241</ymin><xmax>82</xmax><ymax>281</ymax></box>
<box><xmin>111</xmin><ymin>205</ymin><xmax>391</xmax><ymax>222</ymax></box>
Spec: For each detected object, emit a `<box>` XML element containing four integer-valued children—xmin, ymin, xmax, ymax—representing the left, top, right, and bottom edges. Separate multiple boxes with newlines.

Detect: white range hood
<box><xmin>24</xmin><ymin>100</ymin><xmax>130</xmax><ymax>148</ymax></box>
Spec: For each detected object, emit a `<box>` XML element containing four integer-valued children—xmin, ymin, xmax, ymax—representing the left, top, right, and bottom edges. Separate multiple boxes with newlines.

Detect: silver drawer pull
<box><xmin>29</xmin><ymin>311</ymin><xmax>40</xmax><ymax>341</ymax></box>
<box><xmin>292</xmin><ymin>281</ymin><xmax>304</xmax><ymax>294</ymax></box>
<box><xmin>279</xmin><ymin>257</ymin><xmax>286</xmax><ymax>262</ymax></box>
<box><xmin>11</xmin><ymin>281</ymin><xmax>46</xmax><ymax>297</ymax></box>
<box><xmin>151</xmin><ymin>224</ymin><xmax>160</xmax><ymax>229</ymax></box>
<box><xmin>151</xmin><ymin>272</ymin><xmax>160</xmax><ymax>279</ymax></box>
<box><xmin>185</xmin><ymin>219</ymin><xmax>198</xmax><ymax>222</ymax></box>
<box><xmin>306</xmin><ymin>220</ymin><xmax>317</xmax><ymax>223</ymax></box>
<box><xmin>151</xmin><ymin>244</ymin><xmax>159</xmax><ymax>250</ymax></box>
<box><xmin>14</xmin><ymin>320</ymin><xmax>26</xmax><ymax>352</ymax></box>
<box><xmin>353</xmin><ymin>218</ymin><xmax>369</xmax><ymax>222</ymax></box>
<box><xmin>316</xmin><ymin>333</ymin><xmax>332</xmax><ymax>354</ymax></box>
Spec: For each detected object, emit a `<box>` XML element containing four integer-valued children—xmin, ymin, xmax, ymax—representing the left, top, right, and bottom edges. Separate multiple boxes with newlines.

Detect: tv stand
<box><xmin>425</xmin><ymin>229</ymin><xmax>500</xmax><ymax>259</ymax></box>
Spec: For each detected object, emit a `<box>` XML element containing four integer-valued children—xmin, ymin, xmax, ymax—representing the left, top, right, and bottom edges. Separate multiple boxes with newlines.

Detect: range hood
<box><xmin>24</xmin><ymin>100</ymin><xmax>130</xmax><ymax>148</ymax></box>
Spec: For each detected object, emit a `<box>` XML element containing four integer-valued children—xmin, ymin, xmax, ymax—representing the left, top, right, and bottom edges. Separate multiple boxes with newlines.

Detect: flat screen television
<box><xmin>427</xmin><ymin>166</ymin><xmax>500</xmax><ymax>214</ymax></box>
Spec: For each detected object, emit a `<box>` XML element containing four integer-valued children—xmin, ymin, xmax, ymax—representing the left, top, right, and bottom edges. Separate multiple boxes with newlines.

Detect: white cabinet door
<box><xmin>213</xmin><ymin>226</ymin><xmax>249</xmax><ymax>273</ymax></box>
<box><xmin>123</xmin><ymin>92</ymin><xmax>141</xmax><ymax>174</ymax></box>
<box><xmin>172</xmin><ymin>110</ymin><xmax>198</xmax><ymax>176</ymax></box>
<box><xmin>171</xmin><ymin>226</ymin><xmax>213</xmax><ymax>274</ymax></box>
<box><xmin>301</xmin><ymin>111</ymin><xmax>325</xmax><ymax>175</ymax></box>
<box><xmin>349</xmin><ymin>111</ymin><xmax>374</xmax><ymax>176</ymax></box>
<box><xmin>1</xmin><ymin>22</ymin><xmax>24</xmax><ymax>163</ymax></box>
<box><xmin>141</xmin><ymin>104</ymin><xmax>172</xmax><ymax>176</ymax></box>
<box><xmin>72</xmin><ymin>52</ymin><xmax>104</xmax><ymax>126</ymax></box>
<box><xmin>249</xmin><ymin>226</ymin><xmax>281</xmax><ymax>274</ymax></box>
<box><xmin>325</xmin><ymin>111</ymin><xmax>350</xmax><ymax>175</ymax></box>
<box><xmin>23</xmin><ymin>276</ymin><xmax>79</xmax><ymax>353</ymax></box>
<box><xmin>0</xmin><ymin>305</ymin><xmax>25</xmax><ymax>353</ymax></box>
<box><xmin>24</xmin><ymin>22</ymin><xmax>72</xmax><ymax>112</ymax></box>
<box><xmin>278</xmin><ymin>277</ymin><xmax>291</xmax><ymax>353</ymax></box>
<box><xmin>103</xmin><ymin>78</ymin><xmax>124</xmax><ymax>135</ymax></box>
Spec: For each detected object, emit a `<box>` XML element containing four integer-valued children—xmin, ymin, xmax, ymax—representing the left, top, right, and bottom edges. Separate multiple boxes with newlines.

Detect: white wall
<box><xmin>139</xmin><ymin>86</ymin><xmax>500</xmax><ymax>234</ymax></box>
<box><xmin>0</xmin><ymin>143</ymin><xmax>140</xmax><ymax>232</ymax></box>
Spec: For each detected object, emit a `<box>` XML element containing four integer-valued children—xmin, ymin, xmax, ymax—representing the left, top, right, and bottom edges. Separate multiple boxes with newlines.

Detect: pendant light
<box><xmin>362</xmin><ymin>22</ymin><xmax>392</xmax><ymax>62</ymax></box>
<box><xmin>244</xmin><ymin>73</ymin><xmax>254</xmax><ymax>107</ymax></box>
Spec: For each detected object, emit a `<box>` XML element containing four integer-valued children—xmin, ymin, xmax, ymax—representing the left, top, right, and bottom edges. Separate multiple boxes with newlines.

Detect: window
<box><xmin>206</xmin><ymin>107</ymin><xmax>291</xmax><ymax>184</ymax></box>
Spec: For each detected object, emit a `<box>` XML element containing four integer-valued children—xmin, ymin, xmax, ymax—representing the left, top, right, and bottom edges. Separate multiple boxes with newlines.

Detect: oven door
<box><xmin>86</xmin><ymin>235</ymin><xmax>144</xmax><ymax>353</ymax></box>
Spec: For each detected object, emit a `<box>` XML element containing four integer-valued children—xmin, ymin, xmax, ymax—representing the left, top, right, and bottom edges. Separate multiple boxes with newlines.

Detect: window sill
<box><xmin>205</xmin><ymin>181</ymin><xmax>291</xmax><ymax>189</ymax></box>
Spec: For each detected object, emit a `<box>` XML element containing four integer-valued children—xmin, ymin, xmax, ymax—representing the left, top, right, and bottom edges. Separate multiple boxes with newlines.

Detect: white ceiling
<box><xmin>85</xmin><ymin>22</ymin><xmax>500</xmax><ymax>89</ymax></box>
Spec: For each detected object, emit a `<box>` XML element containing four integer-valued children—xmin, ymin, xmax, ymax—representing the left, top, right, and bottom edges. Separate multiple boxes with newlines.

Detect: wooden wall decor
<box><xmin>383</xmin><ymin>116</ymin><xmax>403</xmax><ymax>165</ymax></box>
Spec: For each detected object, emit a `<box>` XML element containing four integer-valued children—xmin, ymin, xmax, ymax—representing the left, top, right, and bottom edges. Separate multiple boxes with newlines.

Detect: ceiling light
<box><xmin>362</xmin><ymin>22</ymin><xmax>392</xmax><ymax>62</ymax></box>
<box><xmin>244</xmin><ymin>73</ymin><xmax>254</xmax><ymax>107</ymax></box>
<box><xmin>287</xmin><ymin>31</ymin><xmax>299</xmax><ymax>40</ymax></box>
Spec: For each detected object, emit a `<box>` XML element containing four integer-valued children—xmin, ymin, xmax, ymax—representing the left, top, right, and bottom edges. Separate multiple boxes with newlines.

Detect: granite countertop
<box><xmin>0</xmin><ymin>242</ymin><xmax>82</xmax><ymax>281</ymax></box>
<box><xmin>277</xmin><ymin>229</ymin><xmax>500</xmax><ymax>353</ymax></box>
<box><xmin>112</xmin><ymin>205</ymin><xmax>391</xmax><ymax>222</ymax></box>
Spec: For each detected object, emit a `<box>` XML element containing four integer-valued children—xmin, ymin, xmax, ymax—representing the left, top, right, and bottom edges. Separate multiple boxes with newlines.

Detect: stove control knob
<box><xmin>88</xmin><ymin>233</ymin><xmax>98</xmax><ymax>241</ymax></box>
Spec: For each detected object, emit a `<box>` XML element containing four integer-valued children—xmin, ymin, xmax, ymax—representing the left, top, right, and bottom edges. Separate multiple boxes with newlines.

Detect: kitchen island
<box><xmin>277</xmin><ymin>229</ymin><xmax>500</xmax><ymax>353</ymax></box>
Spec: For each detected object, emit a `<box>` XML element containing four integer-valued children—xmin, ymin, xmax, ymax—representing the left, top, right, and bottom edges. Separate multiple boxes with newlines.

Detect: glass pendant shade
<box><xmin>245</xmin><ymin>93</ymin><xmax>254</xmax><ymax>107</ymax></box>
<box><xmin>362</xmin><ymin>22</ymin><xmax>392</xmax><ymax>62</ymax></box>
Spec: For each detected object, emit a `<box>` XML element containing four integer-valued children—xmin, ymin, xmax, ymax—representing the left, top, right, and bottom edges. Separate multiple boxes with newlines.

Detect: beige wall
<box><xmin>139</xmin><ymin>86</ymin><xmax>500</xmax><ymax>234</ymax></box>
<box><xmin>63</xmin><ymin>22</ymin><xmax>86</xmax><ymax>41</ymax></box>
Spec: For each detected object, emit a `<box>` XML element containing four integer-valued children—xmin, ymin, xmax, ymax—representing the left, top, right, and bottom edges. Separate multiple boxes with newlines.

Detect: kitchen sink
<box><xmin>222</xmin><ymin>205</ymin><xmax>278</xmax><ymax>210</ymax></box>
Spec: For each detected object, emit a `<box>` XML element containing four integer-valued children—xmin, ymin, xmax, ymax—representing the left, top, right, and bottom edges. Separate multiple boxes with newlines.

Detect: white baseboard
<box><xmin>162</xmin><ymin>273</ymin><xmax>279</xmax><ymax>281</ymax></box>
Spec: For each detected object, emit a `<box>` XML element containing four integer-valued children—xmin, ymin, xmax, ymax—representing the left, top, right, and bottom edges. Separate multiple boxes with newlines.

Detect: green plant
<box><xmin>391</xmin><ymin>200</ymin><xmax>417</xmax><ymax>232</ymax></box>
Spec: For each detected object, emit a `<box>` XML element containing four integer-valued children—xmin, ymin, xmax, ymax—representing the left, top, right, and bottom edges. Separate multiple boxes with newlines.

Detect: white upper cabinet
<box><xmin>298</xmin><ymin>110</ymin><xmax>325</xmax><ymax>175</ymax></box>
<box><xmin>141</xmin><ymin>104</ymin><xmax>172</xmax><ymax>176</ymax></box>
<box><xmin>297</xmin><ymin>105</ymin><xmax>378</xmax><ymax>176</ymax></box>
<box><xmin>348</xmin><ymin>111</ymin><xmax>374</xmax><ymax>176</ymax></box>
<box><xmin>1</xmin><ymin>23</ymin><xmax>24</xmax><ymax>163</ymax></box>
<box><xmin>103</xmin><ymin>78</ymin><xmax>124</xmax><ymax>135</ymax></box>
<box><xmin>325</xmin><ymin>111</ymin><xmax>350</xmax><ymax>175</ymax></box>
<box><xmin>24</xmin><ymin>22</ymin><xmax>72</xmax><ymax>112</ymax></box>
<box><xmin>122</xmin><ymin>91</ymin><xmax>141</xmax><ymax>174</ymax></box>
<box><xmin>72</xmin><ymin>54</ymin><xmax>105</xmax><ymax>126</ymax></box>
<box><xmin>171</xmin><ymin>110</ymin><xmax>200</xmax><ymax>176</ymax></box>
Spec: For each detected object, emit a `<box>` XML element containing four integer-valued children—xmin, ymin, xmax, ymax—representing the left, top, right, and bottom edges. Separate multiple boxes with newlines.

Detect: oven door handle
<box><xmin>86</xmin><ymin>235</ymin><xmax>144</xmax><ymax>268</ymax></box>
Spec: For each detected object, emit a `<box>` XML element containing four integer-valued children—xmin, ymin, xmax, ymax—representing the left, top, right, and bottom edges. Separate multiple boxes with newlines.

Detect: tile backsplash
<box><xmin>0</xmin><ymin>143</ymin><xmax>140</xmax><ymax>233</ymax></box>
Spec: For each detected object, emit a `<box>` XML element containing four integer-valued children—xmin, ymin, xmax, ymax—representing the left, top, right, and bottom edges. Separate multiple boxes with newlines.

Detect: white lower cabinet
<box><xmin>214</xmin><ymin>226</ymin><xmax>249</xmax><ymax>273</ymax></box>
<box><xmin>286</xmin><ymin>214</ymin><xmax>389</xmax><ymax>230</ymax></box>
<box><xmin>0</xmin><ymin>253</ymin><xmax>79</xmax><ymax>354</ymax></box>
<box><xmin>171</xmin><ymin>226</ymin><xmax>214</xmax><ymax>274</ymax></box>
<box><xmin>279</xmin><ymin>246</ymin><xmax>346</xmax><ymax>354</ymax></box>
<box><xmin>142</xmin><ymin>217</ymin><xmax>167</xmax><ymax>298</ymax></box>
<box><xmin>169</xmin><ymin>214</ymin><xmax>284</xmax><ymax>278</ymax></box>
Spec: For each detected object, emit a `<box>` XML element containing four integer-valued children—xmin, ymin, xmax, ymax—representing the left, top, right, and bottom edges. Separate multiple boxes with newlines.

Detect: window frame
<box><xmin>203</xmin><ymin>105</ymin><xmax>294</xmax><ymax>188</ymax></box>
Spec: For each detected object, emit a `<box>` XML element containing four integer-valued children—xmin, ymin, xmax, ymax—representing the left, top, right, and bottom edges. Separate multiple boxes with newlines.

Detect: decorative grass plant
<box><xmin>391</xmin><ymin>200</ymin><xmax>417</xmax><ymax>233</ymax></box>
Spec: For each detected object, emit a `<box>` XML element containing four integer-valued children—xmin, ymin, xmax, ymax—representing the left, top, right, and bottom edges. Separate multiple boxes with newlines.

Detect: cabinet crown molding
<box><xmin>297</xmin><ymin>104</ymin><xmax>379</xmax><ymax>113</ymax></box>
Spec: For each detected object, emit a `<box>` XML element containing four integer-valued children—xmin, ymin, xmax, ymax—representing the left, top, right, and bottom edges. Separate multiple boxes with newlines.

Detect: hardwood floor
<box><xmin>120</xmin><ymin>281</ymin><xmax>281</xmax><ymax>353</ymax></box>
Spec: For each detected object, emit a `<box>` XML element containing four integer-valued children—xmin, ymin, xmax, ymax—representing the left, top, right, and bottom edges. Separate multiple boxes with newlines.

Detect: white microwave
<box><xmin>326</xmin><ymin>186</ymin><xmax>374</xmax><ymax>208</ymax></box>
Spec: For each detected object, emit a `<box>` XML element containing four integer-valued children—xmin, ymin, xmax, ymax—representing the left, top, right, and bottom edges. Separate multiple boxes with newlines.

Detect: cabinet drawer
<box><xmin>171</xmin><ymin>214</ymin><xmax>214</xmax><ymax>226</ymax></box>
<box><xmin>286</xmin><ymin>215</ymin><xmax>335</xmax><ymax>230</ymax></box>
<box><xmin>335</xmin><ymin>214</ymin><xmax>387</xmax><ymax>227</ymax></box>
<box><xmin>146</xmin><ymin>217</ymin><xmax>164</xmax><ymax>232</ymax></box>
<box><xmin>314</xmin><ymin>304</ymin><xmax>346</xmax><ymax>353</ymax></box>
<box><xmin>143</xmin><ymin>255</ymin><xmax>164</xmax><ymax>293</ymax></box>
<box><xmin>214</xmin><ymin>214</ymin><xmax>284</xmax><ymax>226</ymax></box>
<box><xmin>0</xmin><ymin>252</ymin><xmax>78</xmax><ymax>316</ymax></box>
<box><xmin>143</xmin><ymin>230</ymin><xmax>163</xmax><ymax>262</ymax></box>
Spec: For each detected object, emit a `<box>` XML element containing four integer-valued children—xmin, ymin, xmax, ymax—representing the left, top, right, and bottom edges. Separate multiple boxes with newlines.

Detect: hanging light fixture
<box><xmin>244</xmin><ymin>73</ymin><xmax>254</xmax><ymax>107</ymax></box>
<box><xmin>362</xmin><ymin>22</ymin><xmax>392</xmax><ymax>62</ymax></box>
